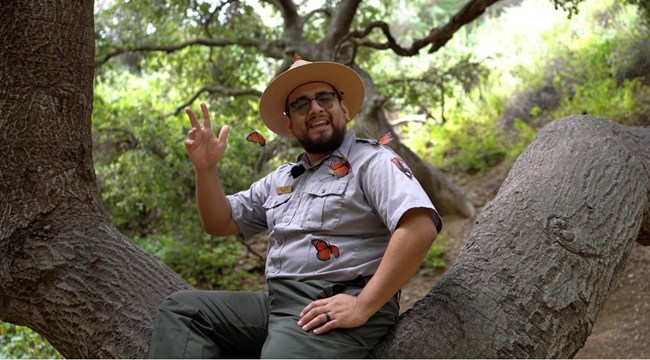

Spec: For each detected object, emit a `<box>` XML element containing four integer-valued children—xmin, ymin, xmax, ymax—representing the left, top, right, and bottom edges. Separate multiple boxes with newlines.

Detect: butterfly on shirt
<box><xmin>246</xmin><ymin>129</ymin><xmax>266</xmax><ymax>147</ymax></box>
<box><xmin>324</xmin><ymin>156</ymin><xmax>351</xmax><ymax>177</ymax></box>
<box><xmin>360</xmin><ymin>126</ymin><xmax>393</xmax><ymax>146</ymax></box>
<box><xmin>311</xmin><ymin>239</ymin><xmax>340</xmax><ymax>261</ymax></box>
<box><xmin>376</xmin><ymin>131</ymin><xmax>393</xmax><ymax>145</ymax></box>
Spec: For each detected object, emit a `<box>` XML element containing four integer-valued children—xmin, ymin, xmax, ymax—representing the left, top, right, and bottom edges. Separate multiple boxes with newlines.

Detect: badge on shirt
<box><xmin>391</xmin><ymin>156</ymin><xmax>413</xmax><ymax>179</ymax></box>
<box><xmin>276</xmin><ymin>185</ymin><xmax>292</xmax><ymax>195</ymax></box>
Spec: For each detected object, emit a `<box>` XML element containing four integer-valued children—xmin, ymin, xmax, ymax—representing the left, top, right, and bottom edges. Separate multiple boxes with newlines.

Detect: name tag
<box><xmin>276</xmin><ymin>185</ymin><xmax>292</xmax><ymax>195</ymax></box>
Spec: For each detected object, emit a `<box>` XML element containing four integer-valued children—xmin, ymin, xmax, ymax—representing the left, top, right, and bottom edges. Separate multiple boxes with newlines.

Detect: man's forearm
<box><xmin>356</xmin><ymin>208</ymin><xmax>438</xmax><ymax>318</ymax></box>
<box><xmin>194</xmin><ymin>166</ymin><xmax>239</xmax><ymax>236</ymax></box>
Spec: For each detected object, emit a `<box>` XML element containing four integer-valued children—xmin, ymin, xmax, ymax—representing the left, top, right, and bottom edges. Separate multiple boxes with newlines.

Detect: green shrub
<box><xmin>131</xmin><ymin>234</ymin><xmax>264</xmax><ymax>291</ymax></box>
<box><xmin>419</xmin><ymin>244</ymin><xmax>447</xmax><ymax>277</ymax></box>
<box><xmin>0</xmin><ymin>322</ymin><xmax>61</xmax><ymax>359</ymax></box>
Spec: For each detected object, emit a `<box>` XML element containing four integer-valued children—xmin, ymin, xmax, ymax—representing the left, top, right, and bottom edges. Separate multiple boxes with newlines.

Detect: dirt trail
<box><xmin>400</xmin><ymin>164</ymin><xmax>650</xmax><ymax>358</ymax></box>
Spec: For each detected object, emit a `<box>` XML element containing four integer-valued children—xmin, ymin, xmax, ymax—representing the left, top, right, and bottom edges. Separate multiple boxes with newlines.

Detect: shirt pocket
<box><xmin>301</xmin><ymin>178</ymin><xmax>348</xmax><ymax>231</ymax></box>
<box><xmin>262</xmin><ymin>193</ymin><xmax>293</xmax><ymax>228</ymax></box>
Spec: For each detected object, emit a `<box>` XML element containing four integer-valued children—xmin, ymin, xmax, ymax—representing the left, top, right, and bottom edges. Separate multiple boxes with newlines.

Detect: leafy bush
<box><xmin>0</xmin><ymin>322</ymin><xmax>61</xmax><ymax>359</ymax></box>
<box><xmin>132</xmin><ymin>234</ymin><xmax>264</xmax><ymax>291</ymax></box>
<box><xmin>419</xmin><ymin>232</ymin><xmax>447</xmax><ymax>277</ymax></box>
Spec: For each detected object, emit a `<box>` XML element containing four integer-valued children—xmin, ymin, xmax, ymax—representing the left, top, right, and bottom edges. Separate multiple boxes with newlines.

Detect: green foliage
<box><xmin>0</xmin><ymin>323</ymin><xmax>61</xmax><ymax>359</ymax></box>
<box><xmin>553</xmin><ymin>74</ymin><xmax>646</xmax><ymax>124</ymax></box>
<box><xmin>92</xmin><ymin>65</ymin><xmax>266</xmax><ymax>289</ymax></box>
<box><xmin>398</xmin><ymin>0</ymin><xmax>649</xmax><ymax>173</ymax></box>
<box><xmin>624</xmin><ymin>0</ymin><xmax>650</xmax><ymax>23</ymax></box>
<box><xmin>131</xmin><ymin>234</ymin><xmax>262</xmax><ymax>290</ymax></box>
<box><xmin>552</xmin><ymin>0</ymin><xmax>583</xmax><ymax>17</ymax></box>
<box><xmin>547</xmin><ymin>18</ymin><xmax>650</xmax><ymax>124</ymax></box>
<box><xmin>419</xmin><ymin>232</ymin><xmax>447</xmax><ymax>277</ymax></box>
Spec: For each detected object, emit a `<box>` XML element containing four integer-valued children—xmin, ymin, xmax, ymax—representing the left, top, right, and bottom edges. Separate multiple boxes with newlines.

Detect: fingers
<box><xmin>200</xmin><ymin>102</ymin><xmax>211</xmax><ymax>129</ymax></box>
<box><xmin>185</xmin><ymin>102</ymin><xmax>211</xmax><ymax>129</ymax></box>
<box><xmin>300</xmin><ymin>298</ymin><xmax>325</xmax><ymax>318</ymax></box>
<box><xmin>299</xmin><ymin>309</ymin><xmax>334</xmax><ymax>334</ymax></box>
<box><xmin>313</xmin><ymin>313</ymin><xmax>335</xmax><ymax>335</ymax></box>
<box><xmin>185</xmin><ymin>107</ymin><xmax>200</xmax><ymax>129</ymax></box>
<box><xmin>298</xmin><ymin>294</ymin><xmax>367</xmax><ymax>335</ymax></box>
<box><xmin>218</xmin><ymin>124</ymin><xmax>230</xmax><ymax>144</ymax></box>
<box><xmin>187</xmin><ymin>127</ymin><xmax>197</xmax><ymax>140</ymax></box>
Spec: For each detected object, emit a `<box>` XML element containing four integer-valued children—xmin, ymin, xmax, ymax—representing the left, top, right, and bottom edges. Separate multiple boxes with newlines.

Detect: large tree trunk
<box><xmin>372</xmin><ymin>115</ymin><xmax>650</xmax><ymax>358</ymax></box>
<box><xmin>0</xmin><ymin>1</ymin><xmax>190</xmax><ymax>358</ymax></box>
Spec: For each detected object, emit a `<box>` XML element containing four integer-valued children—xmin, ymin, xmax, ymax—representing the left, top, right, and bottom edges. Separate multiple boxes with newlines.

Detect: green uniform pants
<box><xmin>148</xmin><ymin>278</ymin><xmax>399</xmax><ymax>358</ymax></box>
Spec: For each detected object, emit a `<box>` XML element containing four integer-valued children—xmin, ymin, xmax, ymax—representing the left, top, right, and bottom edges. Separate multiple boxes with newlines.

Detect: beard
<box><xmin>297</xmin><ymin>120</ymin><xmax>347</xmax><ymax>155</ymax></box>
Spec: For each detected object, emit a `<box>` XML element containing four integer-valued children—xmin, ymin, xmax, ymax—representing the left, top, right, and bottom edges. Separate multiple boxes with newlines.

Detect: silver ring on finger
<box><xmin>324</xmin><ymin>312</ymin><xmax>331</xmax><ymax>323</ymax></box>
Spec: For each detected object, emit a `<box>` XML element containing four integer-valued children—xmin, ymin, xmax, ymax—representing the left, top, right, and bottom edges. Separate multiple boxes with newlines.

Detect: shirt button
<box><xmin>321</xmin><ymin>189</ymin><xmax>325</xmax><ymax>194</ymax></box>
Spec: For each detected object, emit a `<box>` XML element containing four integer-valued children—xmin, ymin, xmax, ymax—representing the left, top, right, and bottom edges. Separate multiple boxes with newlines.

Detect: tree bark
<box><xmin>372</xmin><ymin>115</ymin><xmax>650</xmax><ymax>358</ymax></box>
<box><xmin>0</xmin><ymin>1</ymin><xmax>190</xmax><ymax>358</ymax></box>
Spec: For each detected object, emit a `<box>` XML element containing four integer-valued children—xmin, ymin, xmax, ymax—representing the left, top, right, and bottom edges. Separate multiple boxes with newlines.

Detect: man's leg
<box><xmin>260</xmin><ymin>279</ymin><xmax>399</xmax><ymax>359</ymax></box>
<box><xmin>149</xmin><ymin>289</ymin><xmax>269</xmax><ymax>358</ymax></box>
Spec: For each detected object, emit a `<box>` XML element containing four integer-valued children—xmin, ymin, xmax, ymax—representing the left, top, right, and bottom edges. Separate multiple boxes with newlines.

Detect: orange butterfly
<box><xmin>391</xmin><ymin>156</ymin><xmax>413</xmax><ymax>179</ymax></box>
<box><xmin>377</xmin><ymin>132</ymin><xmax>393</xmax><ymax>145</ymax></box>
<box><xmin>246</xmin><ymin>129</ymin><xmax>266</xmax><ymax>146</ymax></box>
<box><xmin>311</xmin><ymin>239</ymin><xmax>340</xmax><ymax>261</ymax></box>
<box><xmin>325</xmin><ymin>157</ymin><xmax>351</xmax><ymax>177</ymax></box>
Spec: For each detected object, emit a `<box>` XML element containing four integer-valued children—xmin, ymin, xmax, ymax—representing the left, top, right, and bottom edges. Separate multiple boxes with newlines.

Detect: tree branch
<box><xmin>96</xmin><ymin>37</ymin><xmax>282</xmax><ymax>67</ymax></box>
<box><xmin>264</xmin><ymin>0</ymin><xmax>301</xmax><ymax>29</ymax></box>
<box><xmin>340</xmin><ymin>0</ymin><xmax>501</xmax><ymax>57</ymax></box>
<box><xmin>170</xmin><ymin>85</ymin><xmax>262</xmax><ymax>116</ymax></box>
<box><xmin>324</xmin><ymin>0</ymin><xmax>362</xmax><ymax>54</ymax></box>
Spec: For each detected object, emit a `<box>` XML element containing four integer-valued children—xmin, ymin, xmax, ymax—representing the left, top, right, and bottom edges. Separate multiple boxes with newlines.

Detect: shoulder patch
<box><xmin>391</xmin><ymin>156</ymin><xmax>413</xmax><ymax>179</ymax></box>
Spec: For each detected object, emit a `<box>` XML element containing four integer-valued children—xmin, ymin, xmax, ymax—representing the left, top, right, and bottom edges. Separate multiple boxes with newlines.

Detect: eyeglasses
<box><xmin>287</xmin><ymin>91</ymin><xmax>339</xmax><ymax>115</ymax></box>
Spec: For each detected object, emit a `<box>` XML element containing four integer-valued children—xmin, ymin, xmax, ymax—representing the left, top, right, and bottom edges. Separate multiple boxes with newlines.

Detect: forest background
<box><xmin>1</xmin><ymin>0</ymin><xmax>649</xmax><ymax>357</ymax></box>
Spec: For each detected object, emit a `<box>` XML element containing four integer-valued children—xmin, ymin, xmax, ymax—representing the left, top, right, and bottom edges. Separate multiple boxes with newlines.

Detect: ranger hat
<box><xmin>259</xmin><ymin>54</ymin><xmax>365</xmax><ymax>137</ymax></box>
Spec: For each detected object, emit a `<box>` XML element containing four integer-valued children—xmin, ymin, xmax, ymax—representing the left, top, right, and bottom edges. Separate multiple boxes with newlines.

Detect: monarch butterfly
<box><xmin>311</xmin><ymin>239</ymin><xmax>340</xmax><ymax>261</ymax></box>
<box><xmin>324</xmin><ymin>157</ymin><xmax>351</xmax><ymax>177</ymax></box>
<box><xmin>246</xmin><ymin>129</ymin><xmax>266</xmax><ymax>146</ymax></box>
<box><xmin>377</xmin><ymin>132</ymin><xmax>393</xmax><ymax>145</ymax></box>
<box><xmin>391</xmin><ymin>156</ymin><xmax>413</xmax><ymax>179</ymax></box>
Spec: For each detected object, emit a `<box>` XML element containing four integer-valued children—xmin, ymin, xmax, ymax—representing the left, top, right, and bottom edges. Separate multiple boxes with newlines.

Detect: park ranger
<box><xmin>148</xmin><ymin>54</ymin><xmax>442</xmax><ymax>358</ymax></box>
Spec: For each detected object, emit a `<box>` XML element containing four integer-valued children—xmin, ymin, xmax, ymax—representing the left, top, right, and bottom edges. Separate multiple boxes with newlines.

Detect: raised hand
<box><xmin>184</xmin><ymin>102</ymin><xmax>230</xmax><ymax>170</ymax></box>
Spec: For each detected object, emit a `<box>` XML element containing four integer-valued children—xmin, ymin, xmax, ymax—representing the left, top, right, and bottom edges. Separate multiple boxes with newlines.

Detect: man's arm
<box><xmin>298</xmin><ymin>207</ymin><xmax>438</xmax><ymax>334</ymax></box>
<box><xmin>184</xmin><ymin>102</ymin><xmax>240</xmax><ymax>237</ymax></box>
<box><xmin>193</xmin><ymin>166</ymin><xmax>240</xmax><ymax>236</ymax></box>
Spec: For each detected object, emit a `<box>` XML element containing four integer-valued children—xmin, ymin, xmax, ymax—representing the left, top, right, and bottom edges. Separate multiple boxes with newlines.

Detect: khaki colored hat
<box><xmin>259</xmin><ymin>54</ymin><xmax>365</xmax><ymax>137</ymax></box>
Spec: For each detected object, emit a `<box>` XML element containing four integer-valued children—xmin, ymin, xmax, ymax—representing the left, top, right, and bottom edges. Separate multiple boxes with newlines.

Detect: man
<box><xmin>149</xmin><ymin>55</ymin><xmax>442</xmax><ymax>358</ymax></box>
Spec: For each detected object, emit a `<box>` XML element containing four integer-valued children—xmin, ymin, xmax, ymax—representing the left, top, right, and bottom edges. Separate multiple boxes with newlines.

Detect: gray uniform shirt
<box><xmin>228</xmin><ymin>130</ymin><xmax>442</xmax><ymax>282</ymax></box>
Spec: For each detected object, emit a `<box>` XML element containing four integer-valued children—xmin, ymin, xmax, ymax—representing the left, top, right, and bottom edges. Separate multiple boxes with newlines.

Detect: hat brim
<box><xmin>259</xmin><ymin>61</ymin><xmax>365</xmax><ymax>137</ymax></box>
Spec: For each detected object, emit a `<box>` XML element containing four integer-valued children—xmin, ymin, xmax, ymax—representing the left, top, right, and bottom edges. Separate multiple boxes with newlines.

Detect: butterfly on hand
<box><xmin>246</xmin><ymin>129</ymin><xmax>266</xmax><ymax>147</ymax></box>
<box><xmin>311</xmin><ymin>239</ymin><xmax>340</xmax><ymax>261</ymax></box>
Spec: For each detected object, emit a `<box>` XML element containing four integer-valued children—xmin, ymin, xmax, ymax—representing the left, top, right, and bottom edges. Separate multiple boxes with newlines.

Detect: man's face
<box><xmin>283</xmin><ymin>82</ymin><xmax>350</xmax><ymax>156</ymax></box>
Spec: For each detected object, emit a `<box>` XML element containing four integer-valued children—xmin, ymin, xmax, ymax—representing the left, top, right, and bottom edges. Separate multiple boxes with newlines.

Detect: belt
<box><xmin>333</xmin><ymin>275</ymin><xmax>401</xmax><ymax>301</ymax></box>
<box><xmin>335</xmin><ymin>275</ymin><xmax>373</xmax><ymax>287</ymax></box>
